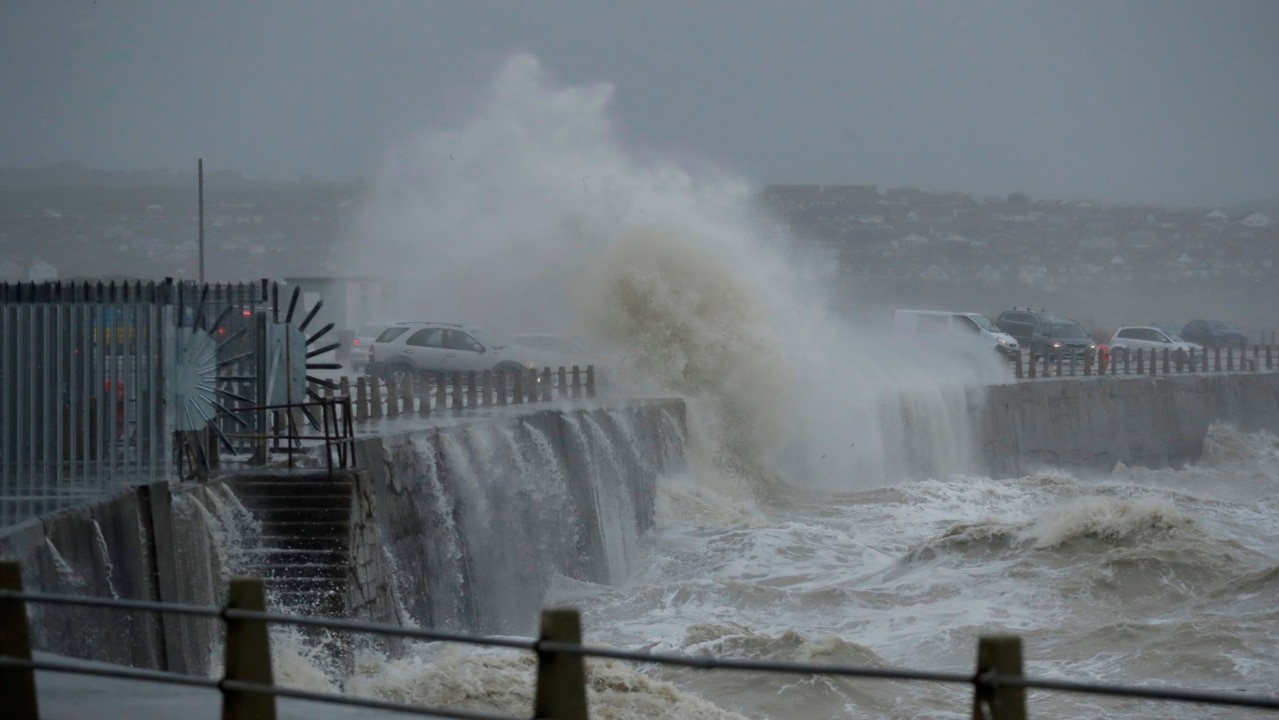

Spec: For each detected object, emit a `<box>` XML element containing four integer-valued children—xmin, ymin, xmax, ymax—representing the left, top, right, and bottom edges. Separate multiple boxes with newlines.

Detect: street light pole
<box><xmin>198</xmin><ymin>158</ymin><xmax>205</xmax><ymax>284</ymax></box>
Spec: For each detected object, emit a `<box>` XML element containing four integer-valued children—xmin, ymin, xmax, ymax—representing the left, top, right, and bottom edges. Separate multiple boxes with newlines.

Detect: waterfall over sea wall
<box><xmin>354</xmin><ymin>401</ymin><xmax>687</xmax><ymax>635</ymax></box>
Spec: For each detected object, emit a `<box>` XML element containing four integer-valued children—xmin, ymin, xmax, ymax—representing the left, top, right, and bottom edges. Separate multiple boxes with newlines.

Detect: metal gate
<box><xmin>0</xmin><ymin>279</ymin><xmax>340</xmax><ymax>529</ymax></box>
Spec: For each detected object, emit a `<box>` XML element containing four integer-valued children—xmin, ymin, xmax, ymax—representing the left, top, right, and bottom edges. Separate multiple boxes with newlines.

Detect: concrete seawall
<box><xmin>5</xmin><ymin>373</ymin><xmax>1277</xmax><ymax>670</ymax></box>
<box><xmin>0</xmin><ymin>398</ymin><xmax>687</xmax><ymax>668</ymax></box>
<box><xmin>978</xmin><ymin>372</ymin><xmax>1279</xmax><ymax>476</ymax></box>
<box><xmin>345</xmin><ymin>399</ymin><xmax>687</xmax><ymax>633</ymax></box>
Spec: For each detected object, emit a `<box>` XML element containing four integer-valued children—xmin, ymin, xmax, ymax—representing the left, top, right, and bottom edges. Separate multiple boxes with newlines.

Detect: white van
<box><xmin>892</xmin><ymin>309</ymin><xmax>1020</xmax><ymax>358</ymax></box>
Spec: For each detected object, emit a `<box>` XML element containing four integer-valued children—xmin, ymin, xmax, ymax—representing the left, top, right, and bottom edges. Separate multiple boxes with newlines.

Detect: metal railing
<box><xmin>192</xmin><ymin>395</ymin><xmax>356</xmax><ymax>476</ymax></box>
<box><xmin>1</xmin><ymin>561</ymin><xmax>1275</xmax><ymax>719</ymax></box>
<box><xmin>1013</xmin><ymin>344</ymin><xmax>1279</xmax><ymax>379</ymax></box>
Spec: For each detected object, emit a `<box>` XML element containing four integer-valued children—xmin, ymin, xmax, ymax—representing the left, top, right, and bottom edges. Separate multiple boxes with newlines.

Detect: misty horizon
<box><xmin>3</xmin><ymin>1</ymin><xmax>1277</xmax><ymax>207</ymax></box>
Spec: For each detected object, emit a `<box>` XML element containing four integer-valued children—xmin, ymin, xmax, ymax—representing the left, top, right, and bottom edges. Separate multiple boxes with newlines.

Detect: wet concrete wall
<box><xmin>0</xmin><ymin>481</ymin><xmax>237</xmax><ymax>675</ymax></box>
<box><xmin>978</xmin><ymin>373</ymin><xmax>1279</xmax><ymax>476</ymax></box>
<box><xmin>346</xmin><ymin>399</ymin><xmax>687</xmax><ymax>634</ymax></box>
<box><xmin>1</xmin><ymin>398</ymin><xmax>688</xmax><ymax>668</ymax></box>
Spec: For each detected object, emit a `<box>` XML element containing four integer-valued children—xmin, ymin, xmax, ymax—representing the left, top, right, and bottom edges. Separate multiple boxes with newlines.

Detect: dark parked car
<box><xmin>1030</xmin><ymin>319</ymin><xmax>1097</xmax><ymax>361</ymax></box>
<box><xmin>995</xmin><ymin>307</ymin><xmax>1064</xmax><ymax>346</ymax></box>
<box><xmin>1179</xmin><ymin>320</ymin><xmax>1248</xmax><ymax>349</ymax></box>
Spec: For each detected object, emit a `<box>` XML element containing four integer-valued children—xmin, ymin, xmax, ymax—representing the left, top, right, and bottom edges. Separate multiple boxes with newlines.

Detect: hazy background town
<box><xmin>1</xmin><ymin>159</ymin><xmax>1275</xmax><ymax>339</ymax></box>
<box><xmin>3</xmin><ymin>1</ymin><xmax>1277</xmax><ymax>340</ymax></box>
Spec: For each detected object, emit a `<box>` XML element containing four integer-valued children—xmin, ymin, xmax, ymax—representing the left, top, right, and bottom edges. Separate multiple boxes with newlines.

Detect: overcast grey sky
<box><xmin>2</xmin><ymin>0</ymin><xmax>1277</xmax><ymax>205</ymax></box>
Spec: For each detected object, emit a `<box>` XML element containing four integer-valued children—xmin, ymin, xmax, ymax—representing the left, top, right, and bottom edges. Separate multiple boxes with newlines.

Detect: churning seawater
<box><xmin>293</xmin><ymin>53</ymin><xmax>1279</xmax><ymax>718</ymax></box>
<box><xmin>252</xmin><ymin>422</ymin><xmax>1277</xmax><ymax>720</ymax></box>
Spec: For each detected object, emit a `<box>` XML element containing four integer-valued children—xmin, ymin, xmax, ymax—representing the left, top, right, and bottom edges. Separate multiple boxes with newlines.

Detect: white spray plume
<box><xmin>351</xmin><ymin>53</ymin><xmax>1004</xmax><ymax>491</ymax></box>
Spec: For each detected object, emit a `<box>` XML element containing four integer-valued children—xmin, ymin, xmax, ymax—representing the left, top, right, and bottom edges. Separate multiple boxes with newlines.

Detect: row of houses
<box><xmin>766</xmin><ymin>185</ymin><xmax>1277</xmax><ymax>289</ymax></box>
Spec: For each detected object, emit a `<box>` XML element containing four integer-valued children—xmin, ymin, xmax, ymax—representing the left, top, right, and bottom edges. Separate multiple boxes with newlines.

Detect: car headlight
<box><xmin>1088</xmin><ymin>343</ymin><xmax>1097</xmax><ymax>349</ymax></box>
<box><xmin>527</xmin><ymin>361</ymin><xmax>536</xmax><ymax>369</ymax></box>
<box><xmin>1051</xmin><ymin>341</ymin><xmax>1062</xmax><ymax>348</ymax></box>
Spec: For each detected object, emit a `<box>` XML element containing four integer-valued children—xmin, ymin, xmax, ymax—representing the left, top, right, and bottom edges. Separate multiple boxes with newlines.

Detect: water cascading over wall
<box><xmin>350</xmin><ymin>400</ymin><xmax>687</xmax><ymax>635</ymax></box>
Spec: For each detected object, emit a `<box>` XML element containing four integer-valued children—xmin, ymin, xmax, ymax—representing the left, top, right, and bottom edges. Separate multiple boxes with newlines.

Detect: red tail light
<box><xmin>353</xmin><ymin>338</ymin><xmax>361</xmax><ymax>347</ymax></box>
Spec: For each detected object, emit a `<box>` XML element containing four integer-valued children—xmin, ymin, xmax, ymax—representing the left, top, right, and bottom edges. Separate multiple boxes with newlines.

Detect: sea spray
<box><xmin>44</xmin><ymin>538</ymin><xmax>83</xmax><ymax>589</ymax></box>
<box><xmin>349</xmin><ymin>52</ymin><xmax>997</xmax><ymax>495</ymax></box>
<box><xmin>90</xmin><ymin>520</ymin><xmax>119</xmax><ymax>599</ymax></box>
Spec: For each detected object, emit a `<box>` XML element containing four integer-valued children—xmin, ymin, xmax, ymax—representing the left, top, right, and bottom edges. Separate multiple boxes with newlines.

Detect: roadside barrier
<box><xmin>2</xmin><ymin>561</ymin><xmax>1276</xmax><ymax>719</ymax></box>
<box><xmin>1012</xmin><ymin>345</ymin><xmax>1274</xmax><ymax>380</ymax></box>
<box><xmin>322</xmin><ymin>365</ymin><xmax>599</xmax><ymax>424</ymax></box>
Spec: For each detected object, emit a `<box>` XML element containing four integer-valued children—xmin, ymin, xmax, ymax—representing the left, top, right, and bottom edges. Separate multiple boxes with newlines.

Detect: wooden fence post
<box><xmin>512</xmin><ymin>370</ymin><xmax>525</xmax><ymax>405</ymax></box>
<box><xmin>971</xmin><ymin>636</ymin><xmax>1025</xmax><ymax>720</ymax></box>
<box><xmin>401</xmin><ymin>376</ymin><xmax>414</xmax><ymax>415</ymax></box>
<box><xmin>541</xmin><ymin>368</ymin><xmax>553</xmax><ymax>401</ymax></box>
<box><xmin>437</xmin><ymin>373</ymin><xmax>448</xmax><ymax>412</ymax></box>
<box><xmin>534</xmin><ymin>608</ymin><xmax>588</xmax><ymax>720</ymax></box>
<box><xmin>1214</xmin><ymin>346</ymin><xmax>1221</xmax><ymax>372</ymax></box>
<box><xmin>354</xmin><ymin>378</ymin><xmax>367</xmax><ymax>421</ymax></box>
<box><xmin>1083</xmin><ymin>349</ymin><xmax>1093</xmax><ymax>376</ymax></box>
<box><xmin>417</xmin><ymin>375</ymin><xmax>431</xmax><ymax>417</ymax></box>
<box><xmin>467</xmin><ymin>371</ymin><xmax>478</xmax><ymax>409</ymax></box>
<box><xmin>480</xmin><ymin>370</ymin><xmax>492</xmax><ymax>407</ymax></box>
<box><xmin>557</xmin><ymin>367</ymin><xmax>568</xmax><ymax>400</ymax></box>
<box><xmin>1136</xmin><ymin>348</ymin><xmax>1145</xmax><ymax>375</ymax></box>
<box><xmin>370</xmin><ymin>377</ymin><xmax>383</xmax><ymax>419</ymax></box>
<box><xmin>452</xmin><ymin>372</ymin><xmax>463</xmax><ymax>411</ymax></box>
<box><xmin>0</xmin><ymin>561</ymin><xmax>38</xmax><ymax>720</ymax></box>
<box><xmin>1027</xmin><ymin>351</ymin><xmax>1036</xmax><ymax>379</ymax></box>
<box><xmin>222</xmin><ymin>577</ymin><xmax>276</xmax><ymax>720</ymax></box>
<box><xmin>585</xmin><ymin>366</ymin><xmax>596</xmax><ymax>398</ymax></box>
<box><xmin>497</xmin><ymin>371</ymin><xmax>509</xmax><ymax>406</ymax></box>
<box><xmin>1267</xmin><ymin>344</ymin><xmax>1274</xmax><ymax>371</ymax></box>
<box><xmin>571</xmin><ymin>366</ymin><xmax>582</xmax><ymax>398</ymax></box>
<box><xmin>1015</xmin><ymin>352</ymin><xmax>1024</xmax><ymax>379</ymax></box>
<box><xmin>1162</xmin><ymin>348</ymin><xmax>1170</xmax><ymax>374</ymax></box>
<box><xmin>1253</xmin><ymin>345</ymin><xmax>1260</xmax><ymax>372</ymax></box>
<box><xmin>527</xmin><ymin>369</ymin><xmax>539</xmax><ymax>404</ymax></box>
<box><xmin>1227</xmin><ymin>345</ymin><xmax>1234</xmax><ymax>371</ymax></box>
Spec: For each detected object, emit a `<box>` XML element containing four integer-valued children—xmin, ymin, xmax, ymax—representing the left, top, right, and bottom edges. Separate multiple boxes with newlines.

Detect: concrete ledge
<box><xmin>979</xmin><ymin>372</ymin><xmax>1279</xmax><ymax>476</ymax></box>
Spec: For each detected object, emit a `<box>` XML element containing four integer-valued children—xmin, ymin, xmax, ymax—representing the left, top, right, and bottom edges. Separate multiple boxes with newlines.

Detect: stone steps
<box><xmin>230</xmin><ymin>474</ymin><xmax>353</xmax><ymax>616</ymax></box>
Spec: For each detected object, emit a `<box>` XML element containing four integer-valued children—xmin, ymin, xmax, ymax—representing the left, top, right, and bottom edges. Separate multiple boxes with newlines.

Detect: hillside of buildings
<box><xmin>1</xmin><ymin>164</ymin><xmax>1275</xmax><ymax>336</ymax></box>
<box><xmin>765</xmin><ymin>185</ymin><xmax>1279</xmax><ymax>336</ymax></box>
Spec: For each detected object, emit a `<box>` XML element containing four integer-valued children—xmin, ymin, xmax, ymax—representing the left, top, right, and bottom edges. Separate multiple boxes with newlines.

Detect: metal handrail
<box><xmin>220</xmin><ymin>679</ymin><xmax>525</xmax><ymax>720</ymax></box>
<box><xmin>3</xmin><ymin>582</ymin><xmax>1277</xmax><ymax>716</ymax></box>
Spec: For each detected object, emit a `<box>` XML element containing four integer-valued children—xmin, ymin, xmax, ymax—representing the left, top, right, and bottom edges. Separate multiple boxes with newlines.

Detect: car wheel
<box><xmin>383</xmin><ymin>361</ymin><xmax>413</xmax><ymax>384</ymax></box>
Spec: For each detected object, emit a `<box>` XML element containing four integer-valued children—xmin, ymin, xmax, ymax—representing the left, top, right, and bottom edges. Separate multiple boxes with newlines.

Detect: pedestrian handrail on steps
<box><xmin>2</xmin><ymin>562</ymin><xmax>1277</xmax><ymax>719</ymax></box>
<box><xmin>1012</xmin><ymin>343</ymin><xmax>1279</xmax><ymax>380</ymax></box>
<box><xmin>193</xmin><ymin>395</ymin><xmax>356</xmax><ymax>476</ymax></box>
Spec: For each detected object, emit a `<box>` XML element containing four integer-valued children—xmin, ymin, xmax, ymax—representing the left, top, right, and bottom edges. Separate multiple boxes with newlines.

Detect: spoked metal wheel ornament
<box><xmin>172</xmin><ymin>281</ymin><xmax>343</xmax><ymax>473</ymax></box>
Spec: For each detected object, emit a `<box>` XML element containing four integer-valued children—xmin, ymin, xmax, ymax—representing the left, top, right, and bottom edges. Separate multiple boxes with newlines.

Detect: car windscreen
<box><xmin>965</xmin><ymin>314</ymin><xmax>997</xmax><ymax>332</ymax></box>
<box><xmin>1050</xmin><ymin>324</ymin><xmax>1088</xmax><ymax>339</ymax></box>
<box><xmin>468</xmin><ymin>328</ymin><xmax>503</xmax><ymax>349</ymax></box>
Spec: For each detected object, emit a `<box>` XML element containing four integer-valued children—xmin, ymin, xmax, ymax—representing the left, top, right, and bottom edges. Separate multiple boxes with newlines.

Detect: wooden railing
<box><xmin>1014</xmin><ymin>345</ymin><xmax>1278</xmax><ymax>379</ymax></box>
<box><xmin>313</xmin><ymin>365</ymin><xmax>600</xmax><ymax>423</ymax></box>
<box><xmin>2</xmin><ymin>561</ymin><xmax>1276</xmax><ymax>719</ymax></box>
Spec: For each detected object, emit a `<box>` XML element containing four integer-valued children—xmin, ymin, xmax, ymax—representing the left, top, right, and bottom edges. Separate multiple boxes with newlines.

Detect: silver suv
<box><xmin>366</xmin><ymin>322</ymin><xmax>534</xmax><ymax>381</ymax></box>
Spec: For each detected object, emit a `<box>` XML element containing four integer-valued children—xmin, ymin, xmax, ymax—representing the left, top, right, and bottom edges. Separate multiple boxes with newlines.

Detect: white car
<box><xmin>1108</xmin><ymin>326</ymin><xmax>1201</xmax><ymax>358</ymax></box>
<box><xmin>367</xmin><ymin>322</ymin><xmax>535</xmax><ymax>382</ymax></box>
